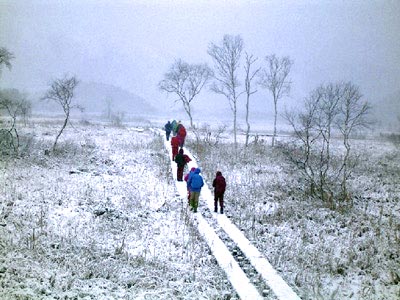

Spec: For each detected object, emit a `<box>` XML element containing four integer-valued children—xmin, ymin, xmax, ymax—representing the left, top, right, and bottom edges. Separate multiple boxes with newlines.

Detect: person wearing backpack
<box><xmin>174</xmin><ymin>148</ymin><xmax>191</xmax><ymax>181</ymax></box>
<box><xmin>212</xmin><ymin>171</ymin><xmax>226</xmax><ymax>214</ymax></box>
<box><xmin>171</xmin><ymin>120</ymin><xmax>177</xmax><ymax>136</ymax></box>
<box><xmin>184</xmin><ymin>167</ymin><xmax>196</xmax><ymax>204</ymax></box>
<box><xmin>177</xmin><ymin>124</ymin><xmax>187</xmax><ymax>147</ymax></box>
<box><xmin>188</xmin><ymin>168</ymin><xmax>204</xmax><ymax>213</ymax></box>
<box><xmin>170</xmin><ymin>135</ymin><xmax>180</xmax><ymax>161</ymax></box>
<box><xmin>172</xmin><ymin>120</ymin><xmax>180</xmax><ymax>136</ymax></box>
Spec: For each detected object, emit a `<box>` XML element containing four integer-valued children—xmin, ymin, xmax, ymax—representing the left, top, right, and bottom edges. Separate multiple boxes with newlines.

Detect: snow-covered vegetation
<box><xmin>0</xmin><ymin>119</ymin><xmax>235</xmax><ymax>299</ymax></box>
<box><xmin>1</xmin><ymin>118</ymin><xmax>399</xmax><ymax>300</ymax></box>
<box><xmin>187</xmin><ymin>127</ymin><xmax>400</xmax><ymax>299</ymax></box>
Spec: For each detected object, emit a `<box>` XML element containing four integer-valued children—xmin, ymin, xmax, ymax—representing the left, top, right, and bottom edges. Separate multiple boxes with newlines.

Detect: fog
<box><xmin>1</xmin><ymin>0</ymin><xmax>399</xmax><ymax>126</ymax></box>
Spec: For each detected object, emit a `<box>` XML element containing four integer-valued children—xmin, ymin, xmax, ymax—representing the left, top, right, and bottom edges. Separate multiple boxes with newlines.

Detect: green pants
<box><xmin>190</xmin><ymin>191</ymin><xmax>200</xmax><ymax>212</ymax></box>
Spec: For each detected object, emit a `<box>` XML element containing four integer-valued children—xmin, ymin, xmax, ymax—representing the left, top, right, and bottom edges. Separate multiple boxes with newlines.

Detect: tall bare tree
<box><xmin>159</xmin><ymin>59</ymin><xmax>212</xmax><ymax>128</ymax></box>
<box><xmin>0</xmin><ymin>47</ymin><xmax>14</xmax><ymax>75</ymax></box>
<box><xmin>336</xmin><ymin>82</ymin><xmax>370</xmax><ymax>200</ymax></box>
<box><xmin>42</xmin><ymin>75</ymin><xmax>80</xmax><ymax>151</ymax></box>
<box><xmin>244</xmin><ymin>52</ymin><xmax>260</xmax><ymax>147</ymax></box>
<box><xmin>259</xmin><ymin>54</ymin><xmax>293</xmax><ymax>147</ymax></box>
<box><xmin>208</xmin><ymin>34</ymin><xmax>244</xmax><ymax>149</ymax></box>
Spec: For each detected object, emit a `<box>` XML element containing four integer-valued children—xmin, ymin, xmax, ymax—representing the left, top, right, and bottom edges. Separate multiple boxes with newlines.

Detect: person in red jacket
<box><xmin>170</xmin><ymin>136</ymin><xmax>180</xmax><ymax>161</ymax></box>
<box><xmin>212</xmin><ymin>171</ymin><xmax>226</xmax><ymax>214</ymax></box>
<box><xmin>177</xmin><ymin>124</ymin><xmax>187</xmax><ymax>147</ymax></box>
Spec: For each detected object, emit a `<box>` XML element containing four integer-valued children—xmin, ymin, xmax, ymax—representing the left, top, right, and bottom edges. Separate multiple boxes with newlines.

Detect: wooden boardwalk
<box><xmin>160</xmin><ymin>130</ymin><xmax>301</xmax><ymax>300</ymax></box>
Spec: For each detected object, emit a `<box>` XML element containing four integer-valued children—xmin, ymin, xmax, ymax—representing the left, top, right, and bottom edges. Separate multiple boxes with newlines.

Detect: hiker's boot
<box><xmin>220</xmin><ymin>207</ymin><xmax>223</xmax><ymax>214</ymax></box>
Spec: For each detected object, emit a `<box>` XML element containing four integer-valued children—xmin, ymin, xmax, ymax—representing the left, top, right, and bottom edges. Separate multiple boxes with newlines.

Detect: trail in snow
<box><xmin>159</xmin><ymin>130</ymin><xmax>301</xmax><ymax>300</ymax></box>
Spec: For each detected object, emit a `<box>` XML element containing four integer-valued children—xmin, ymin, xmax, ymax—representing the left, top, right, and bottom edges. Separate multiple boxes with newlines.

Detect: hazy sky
<box><xmin>1</xmin><ymin>0</ymin><xmax>399</xmax><ymax>115</ymax></box>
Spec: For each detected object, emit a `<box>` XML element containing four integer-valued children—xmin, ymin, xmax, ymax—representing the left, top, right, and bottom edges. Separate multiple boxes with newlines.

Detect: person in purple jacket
<box><xmin>212</xmin><ymin>171</ymin><xmax>226</xmax><ymax>214</ymax></box>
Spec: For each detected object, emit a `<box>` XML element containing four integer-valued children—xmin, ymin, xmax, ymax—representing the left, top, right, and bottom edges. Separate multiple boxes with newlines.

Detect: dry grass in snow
<box><xmin>0</xmin><ymin>120</ymin><xmax>235</xmax><ymax>300</ymax></box>
<box><xmin>186</xmin><ymin>132</ymin><xmax>400</xmax><ymax>300</ymax></box>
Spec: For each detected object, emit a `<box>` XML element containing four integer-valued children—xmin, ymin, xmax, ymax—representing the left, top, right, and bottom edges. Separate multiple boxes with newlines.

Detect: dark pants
<box><xmin>172</xmin><ymin>147</ymin><xmax>178</xmax><ymax>161</ymax></box>
<box><xmin>178</xmin><ymin>136</ymin><xmax>185</xmax><ymax>147</ymax></box>
<box><xmin>166</xmin><ymin>131</ymin><xmax>171</xmax><ymax>141</ymax></box>
<box><xmin>214</xmin><ymin>192</ymin><xmax>224</xmax><ymax>213</ymax></box>
<box><xmin>177</xmin><ymin>166</ymin><xmax>184</xmax><ymax>181</ymax></box>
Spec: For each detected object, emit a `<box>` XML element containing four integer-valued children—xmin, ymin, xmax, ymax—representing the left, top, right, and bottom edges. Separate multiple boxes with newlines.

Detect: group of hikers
<box><xmin>164</xmin><ymin>120</ymin><xmax>186</xmax><ymax>146</ymax></box>
<box><xmin>164</xmin><ymin>120</ymin><xmax>226</xmax><ymax>214</ymax></box>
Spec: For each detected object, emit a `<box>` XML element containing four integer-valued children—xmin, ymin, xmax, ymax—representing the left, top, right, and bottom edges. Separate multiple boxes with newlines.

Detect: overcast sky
<box><xmin>1</xmin><ymin>0</ymin><xmax>399</xmax><ymax>115</ymax></box>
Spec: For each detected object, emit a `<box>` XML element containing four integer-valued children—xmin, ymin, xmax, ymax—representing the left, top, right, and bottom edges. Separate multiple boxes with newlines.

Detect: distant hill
<box><xmin>31</xmin><ymin>81</ymin><xmax>158</xmax><ymax>118</ymax></box>
<box><xmin>74</xmin><ymin>82</ymin><xmax>157</xmax><ymax>116</ymax></box>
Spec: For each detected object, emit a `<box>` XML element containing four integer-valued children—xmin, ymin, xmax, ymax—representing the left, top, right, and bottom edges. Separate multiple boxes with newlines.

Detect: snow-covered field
<box><xmin>0</xmin><ymin>120</ymin><xmax>235</xmax><ymax>299</ymax></box>
<box><xmin>185</xmin><ymin>127</ymin><xmax>400</xmax><ymax>300</ymax></box>
<box><xmin>1</xmin><ymin>118</ymin><xmax>399</xmax><ymax>299</ymax></box>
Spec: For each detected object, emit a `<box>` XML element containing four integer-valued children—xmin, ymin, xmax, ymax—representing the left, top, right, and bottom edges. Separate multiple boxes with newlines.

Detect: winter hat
<box><xmin>190</xmin><ymin>167</ymin><xmax>196</xmax><ymax>172</ymax></box>
<box><xmin>216</xmin><ymin>171</ymin><xmax>222</xmax><ymax>176</ymax></box>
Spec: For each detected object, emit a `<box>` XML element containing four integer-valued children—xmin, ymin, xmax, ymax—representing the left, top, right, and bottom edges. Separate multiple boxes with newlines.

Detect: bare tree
<box><xmin>314</xmin><ymin>84</ymin><xmax>342</xmax><ymax>203</ymax></box>
<box><xmin>0</xmin><ymin>89</ymin><xmax>30</xmax><ymax>154</ymax></box>
<box><xmin>19</xmin><ymin>98</ymin><xmax>32</xmax><ymax>126</ymax></box>
<box><xmin>159</xmin><ymin>59</ymin><xmax>212</xmax><ymax>128</ymax></box>
<box><xmin>283</xmin><ymin>90</ymin><xmax>322</xmax><ymax>196</ymax></box>
<box><xmin>208</xmin><ymin>34</ymin><xmax>244</xmax><ymax>149</ymax></box>
<box><xmin>243</xmin><ymin>52</ymin><xmax>260</xmax><ymax>147</ymax></box>
<box><xmin>283</xmin><ymin>81</ymin><xmax>370</xmax><ymax>210</ymax></box>
<box><xmin>336</xmin><ymin>82</ymin><xmax>371</xmax><ymax>200</ymax></box>
<box><xmin>0</xmin><ymin>47</ymin><xmax>14</xmax><ymax>75</ymax></box>
<box><xmin>259</xmin><ymin>54</ymin><xmax>293</xmax><ymax>147</ymax></box>
<box><xmin>42</xmin><ymin>75</ymin><xmax>80</xmax><ymax>152</ymax></box>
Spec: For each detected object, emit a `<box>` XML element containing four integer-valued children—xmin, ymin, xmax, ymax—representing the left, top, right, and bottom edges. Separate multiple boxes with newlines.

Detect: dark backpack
<box><xmin>215</xmin><ymin>176</ymin><xmax>226</xmax><ymax>193</ymax></box>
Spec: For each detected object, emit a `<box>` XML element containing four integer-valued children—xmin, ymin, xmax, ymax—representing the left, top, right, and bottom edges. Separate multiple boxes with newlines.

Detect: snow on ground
<box><xmin>161</xmin><ymin>131</ymin><xmax>300</xmax><ymax>300</ymax></box>
<box><xmin>0</xmin><ymin>121</ymin><xmax>236</xmax><ymax>299</ymax></box>
<box><xmin>182</xmin><ymin>126</ymin><xmax>400</xmax><ymax>300</ymax></box>
<box><xmin>0</xmin><ymin>119</ymin><xmax>399</xmax><ymax>299</ymax></box>
<box><xmin>162</xmin><ymin>134</ymin><xmax>265</xmax><ymax>300</ymax></box>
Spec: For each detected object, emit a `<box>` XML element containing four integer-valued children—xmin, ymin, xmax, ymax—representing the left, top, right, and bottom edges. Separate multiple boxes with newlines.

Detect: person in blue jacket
<box><xmin>164</xmin><ymin>121</ymin><xmax>172</xmax><ymax>141</ymax></box>
<box><xmin>187</xmin><ymin>168</ymin><xmax>204</xmax><ymax>213</ymax></box>
<box><xmin>184</xmin><ymin>167</ymin><xmax>196</xmax><ymax>204</ymax></box>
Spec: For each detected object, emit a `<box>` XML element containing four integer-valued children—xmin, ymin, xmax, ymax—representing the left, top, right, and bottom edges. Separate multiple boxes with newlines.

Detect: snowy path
<box><xmin>160</xmin><ymin>131</ymin><xmax>300</xmax><ymax>300</ymax></box>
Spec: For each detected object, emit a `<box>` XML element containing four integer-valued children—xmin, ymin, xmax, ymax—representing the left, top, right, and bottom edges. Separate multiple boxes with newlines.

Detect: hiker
<box><xmin>184</xmin><ymin>167</ymin><xmax>196</xmax><ymax>204</ymax></box>
<box><xmin>164</xmin><ymin>121</ymin><xmax>172</xmax><ymax>141</ymax></box>
<box><xmin>171</xmin><ymin>135</ymin><xmax>180</xmax><ymax>161</ymax></box>
<box><xmin>174</xmin><ymin>148</ymin><xmax>191</xmax><ymax>181</ymax></box>
<box><xmin>169</xmin><ymin>120</ymin><xmax>177</xmax><ymax>137</ymax></box>
<box><xmin>188</xmin><ymin>168</ymin><xmax>204</xmax><ymax>213</ymax></box>
<box><xmin>172</xmin><ymin>120</ymin><xmax>179</xmax><ymax>136</ymax></box>
<box><xmin>212</xmin><ymin>171</ymin><xmax>226</xmax><ymax>214</ymax></box>
<box><xmin>177</xmin><ymin>123</ymin><xmax>187</xmax><ymax>147</ymax></box>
